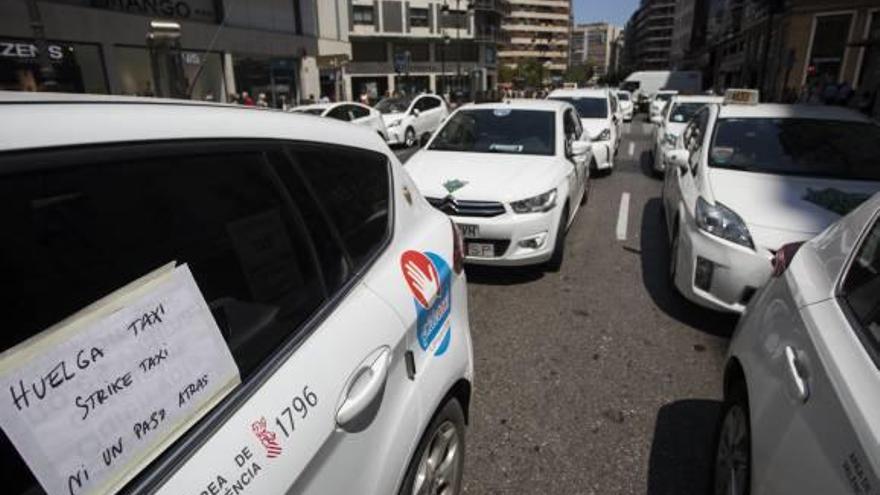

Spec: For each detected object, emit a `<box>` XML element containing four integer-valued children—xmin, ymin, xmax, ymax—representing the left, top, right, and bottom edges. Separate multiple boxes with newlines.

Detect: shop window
<box><xmin>0</xmin><ymin>38</ymin><xmax>107</xmax><ymax>94</ymax></box>
<box><xmin>410</xmin><ymin>7</ymin><xmax>430</xmax><ymax>28</ymax></box>
<box><xmin>353</xmin><ymin>5</ymin><xmax>375</xmax><ymax>25</ymax></box>
<box><xmin>807</xmin><ymin>13</ymin><xmax>853</xmax><ymax>83</ymax></box>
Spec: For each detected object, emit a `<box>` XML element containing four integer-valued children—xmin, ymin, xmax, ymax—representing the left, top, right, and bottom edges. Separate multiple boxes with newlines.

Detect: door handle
<box><xmin>336</xmin><ymin>346</ymin><xmax>391</xmax><ymax>427</ymax></box>
<box><xmin>784</xmin><ymin>346</ymin><xmax>810</xmax><ymax>403</ymax></box>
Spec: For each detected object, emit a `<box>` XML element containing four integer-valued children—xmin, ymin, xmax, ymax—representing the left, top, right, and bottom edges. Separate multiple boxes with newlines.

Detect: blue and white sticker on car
<box><xmin>400</xmin><ymin>251</ymin><xmax>452</xmax><ymax>356</ymax></box>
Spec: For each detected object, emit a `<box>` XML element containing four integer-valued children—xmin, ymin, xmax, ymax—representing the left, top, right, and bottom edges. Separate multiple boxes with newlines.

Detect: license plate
<box><xmin>457</xmin><ymin>223</ymin><xmax>479</xmax><ymax>238</ymax></box>
<box><xmin>467</xmin><ymin>242</ymin><xmax>495</xmax><ymax>258</ymax></box>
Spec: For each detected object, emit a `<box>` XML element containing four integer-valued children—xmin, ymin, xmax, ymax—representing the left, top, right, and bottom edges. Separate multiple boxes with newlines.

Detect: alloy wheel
<box><xmin>714</xmin><ymin>404</ymin><xmax>750</xmax><ymax>495</ymax></box>
<box><xmin>412</xmin><ymin>421</ymin><xmax>461</xmax><ymax>495</ymax></box>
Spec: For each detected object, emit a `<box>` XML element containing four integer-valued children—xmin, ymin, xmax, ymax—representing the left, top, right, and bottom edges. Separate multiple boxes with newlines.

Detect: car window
<box><xmin>841</xmin><ymin>216</ymin><xmax>880</xmax><ymax>364</ymax></box>
<box><xmin>687</xmin><ymin>108</ymin><xmax>710</xmax><ymax>173</ymax></box>
<box><xmin>416</xmin><ymin>96</ymin><xmax>440</xmax><ymax>112</ymax></box>
<box><xmin>375</xmin><ymin>96</ymin><xmax>413</xmax><ymax>114</ymax></box>
<box><xmin>429</xmin><ymin>109</ymin><xmax>555</xmax><ymax>156</ymax></box>
<box><xmin>549</xmin><ymin>96</ymin><xmax>608</xmax><ymax>119</ymax></box>
<box><xmin>668</xmin><ymin>102</ymin><xmax>707</xmax><ymax>124</ymax></box>
<box><xmin>618</xmin><ymin>92</ymin><xmax>630</xmax><ymax>101</ymax></box>
<box><xmin>0</xmin><ymin>144</ymin><xmax>331</xmax><ymax>494</ymax></box>
<box><xmin>350</xmin><ymin>105</ymin><xmax>371</xmax><ymax>119</ymax></box>
<box><xmin>610</xmin><ymin>95</ymin><xmax>618</xmax><ymax>113</ymax></box>
<box><xmin>708</xmin><ymin>118</ymin><xmax>880</xmax><ymax>180</ymax></box>
<box><xmin>285</xmin><ymin>144</ymin><xmax>391</xmax><ymax>269</ymax></box>
<box><xmin>326</xmin><ymin>105</ymin><xmax>351</xmax><ymax>121</ymax></box>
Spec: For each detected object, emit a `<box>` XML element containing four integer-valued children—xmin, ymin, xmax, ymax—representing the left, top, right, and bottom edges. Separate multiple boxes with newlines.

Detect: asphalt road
<box><xmin>394</xmin><ymin>118</ymin><xmax>739</xmax><ymax>494</ymax></box>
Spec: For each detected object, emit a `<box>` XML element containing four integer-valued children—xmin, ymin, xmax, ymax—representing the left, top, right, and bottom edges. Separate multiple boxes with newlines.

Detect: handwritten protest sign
<box><xmin>0</xmin><ymin>263</ymin><xmax>240</xmax><ymax>495</ymax></box>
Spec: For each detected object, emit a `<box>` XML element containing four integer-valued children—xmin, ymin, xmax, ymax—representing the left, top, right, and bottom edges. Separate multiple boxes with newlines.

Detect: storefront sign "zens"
<box><xmin>0</xmin><ymin>42</ymin><xmax>64</xmax><ymax>61</ymax></box>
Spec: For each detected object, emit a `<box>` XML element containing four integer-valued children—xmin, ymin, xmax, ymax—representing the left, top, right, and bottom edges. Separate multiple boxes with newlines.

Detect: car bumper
<box><xmin>623</xmin><ymin>109</ymin><xmax>633</xmax><ymax>121</ymax></box>
<box><xmin>674</xmin><ymin>222</ymin><xmax>772</xmax><ymax>313</ymax></box>
<box><xmin>450</xmin><ymin>209</ymin><xmax>561</xmax><ymax>266</ymax></box>
<box><xmin>386</xmin><ymin>126</ymin><xmax>404</xmax><ymax>144</ymax></box>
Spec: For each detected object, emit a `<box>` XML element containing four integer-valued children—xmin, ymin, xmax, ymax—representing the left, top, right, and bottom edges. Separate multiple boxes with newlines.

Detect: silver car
<box><xmin>714</xmin><ymin>192</ymin><xmax>880</xmax><ymax>494</ymax></box>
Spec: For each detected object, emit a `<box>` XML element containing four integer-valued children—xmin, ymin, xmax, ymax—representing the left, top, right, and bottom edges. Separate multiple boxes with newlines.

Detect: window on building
<box><xmin>441</xmin><ymin>11</ymin><xmax>468</xmax><ymax>30</ymax></box>
<box><xmin>353</xmin><ymin>5</ymin><xmax>375</xmax><ymax>25</ymax></box>
<box><xmin>806</xmin><ymin>13</ymin><xmax>853</xmax><ymax>83</ymax></box>
<box><xmin>394</xmin><ymin>42</ymin><xmax>430</xmax><ymax>62</ymax></box>
<box><xmin>410</xmin><ymin>7</ymin><xmax>429</xmax><ymax>28</ymax></box>
<box><xmin>352</xmin><ymin>41</ymin><xmax>387</xmax><ymax>62</ymax></box>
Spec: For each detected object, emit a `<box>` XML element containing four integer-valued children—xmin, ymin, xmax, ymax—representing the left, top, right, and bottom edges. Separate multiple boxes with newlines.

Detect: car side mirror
<box><xmin>665</xmin><ymin>149</ymin><xmax>690</xmax><ymax>175</ymax></box>
<box><xmin>419</xmin><ymin>133</ymin><xmax>431</xmax><ymax>148</ymax></box>
<box><xmin>650</xmin><ymin>115</ymin><xmax>663</xmax><ymax>125</ymax></box>
<box><xmin>412</xmin><ymin>108</ymin><xmax>421</xmax><ymax>117</ymax></box>
<box><xmin>570</xmin><ymin>140</ymin><xmax>591</xmax><ymax>157</ymax></box>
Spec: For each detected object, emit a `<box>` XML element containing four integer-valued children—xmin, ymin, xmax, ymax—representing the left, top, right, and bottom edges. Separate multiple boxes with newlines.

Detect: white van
<box><xmin>0</xmin><ymin>92</ymin><xmax>474</xmax><ymax>495</ymax></box>
<box><xmin>622</xmin><ymin>71</ymin><xmax>702</xmax><ymax>109</ymax></box>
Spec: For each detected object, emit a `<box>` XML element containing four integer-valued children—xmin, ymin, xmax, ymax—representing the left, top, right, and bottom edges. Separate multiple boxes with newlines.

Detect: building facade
<box><xmin>570</xmin><ymin>22</ymin><xmax>623</xmax><ymax>78</ymax></box>
<box><xmin>624</xmin><ymin>0</ymin><xmax>677</xmax><ymax>70</ymax></box>
<box><xmin>0</xmin><ymin>0</ymin><xmax>344</xmax><ymax>106</ymax></box>
<box><xmin>344</xmin><ymin>0</ymin><xmax>508</xmax><ymax>102</ymax></box>
<box><xmin>499</xmin><ymin>0</ymin><xmax>571</xmax><ymax>78</ymax></box>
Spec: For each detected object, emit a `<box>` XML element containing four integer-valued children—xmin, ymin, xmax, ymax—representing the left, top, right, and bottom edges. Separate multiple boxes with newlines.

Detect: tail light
<box><xmin>450</xmin><ymin>219</ymin><xmax>464</xmax><ymax>275</ymax></box>
<box><xmin>771</xmin><ymin>242</ymin><xmax>804</xmax><ymax>277</ymax></box>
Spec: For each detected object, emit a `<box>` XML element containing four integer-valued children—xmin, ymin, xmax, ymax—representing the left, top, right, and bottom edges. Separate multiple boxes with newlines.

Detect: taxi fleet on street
<box><xmin>662</xmin><ymin>89</ymin><xmax>880</xmax><ymax>313</ymax></box>
<box><xmin>405</xmin><ymin>100</ymin><xmax>591</xmax><ymax>270</ymax></box>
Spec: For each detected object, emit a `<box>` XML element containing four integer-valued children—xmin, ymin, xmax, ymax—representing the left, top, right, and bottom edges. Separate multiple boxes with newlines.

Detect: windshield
<box><xmin>617</xmin><ymin>93</ymin><xmax>630</xmax><ymax>101</ymax></box>
<box><xmin>709</xmin><ymin>118</ymin><xmax>880</xmax><ymax>180</ymax></box>
<box><xmin>428</xmin><ymin>109</ymin><xmax>555</xmax><ymax>156</ymax></box>
<box><xmin>294</xmin><ymin>109</ymin><xmax>325</xmax><ymax>116</ymax></box>
<box><xmin>375</xmin><ymin>96</ymin><xmax>413</xmax><ymax>114</ymax></box>
<box><xmin>655</xmin><ymin>93</ymin><xmax>674</xmax><ymax>103</ymax></box>
<box><xmin>549</xmin><ymin>97</ymin><xmax>607</xmax><ymax>119</ymax></box>
<box><xmin>667</xmin><ymin>102</ymin><xmax>707</xmax><ymax>123</ymax></box>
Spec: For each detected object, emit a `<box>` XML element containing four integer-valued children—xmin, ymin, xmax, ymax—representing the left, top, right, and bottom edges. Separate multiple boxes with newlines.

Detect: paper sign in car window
<box><xmin>0</xmin><ymin>264</ymin><xmax>240</xmax><ymax>495</ymax></box>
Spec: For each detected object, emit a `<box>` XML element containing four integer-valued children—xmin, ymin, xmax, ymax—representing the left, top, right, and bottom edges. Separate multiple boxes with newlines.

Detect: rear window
<box><xmin>0</xmin><ymin>141</ymin><xmax>391</xmax><ymax>494</ymax></box>
<box><xmin>709</xmin><ymin>118</ymin><xmax>880</xmax><ymax>181</ymax></box>
<box><xmin>617</xmin><ymin>93</ymin><xmax>630</xmax><ymax>101</ymax></box>
<box><xmin>668</xmin><ymin>102</ymin><xmax>708</xmax><ymax>123</ymax></box>
<box><xmin>549</xmin><ymin>96</ymin><xmax>608</xmax><ymax>119</ymax></box>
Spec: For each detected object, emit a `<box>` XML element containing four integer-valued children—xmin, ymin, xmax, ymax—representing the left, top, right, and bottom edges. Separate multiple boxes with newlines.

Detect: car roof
<box><xmin>716</xmin><ymin>103</ymin><xmax>872</xmax><ymax>122</ymax></box>
<box><xmin>467</xmin><ymin>99</ymin><xmax>570</xmax><ymax>113</ymax></box>
<box><xmin>671</xmin><ymin>95</ymin><xmax>724</xmax><ymax>104</ymax></box>
<box><xmin>0</xmin><ymin>91</ymin><xmax>389</xmax><ymax>154</ymax></box>
<box><xmin>655</xmin><ymin>90</ymin><xmax>678</xmax><ymax>95</ymax></box>
<box><xmin>547</xmin><ymin>88</ymin><xmax>608</xmax><ymax>98</ymax></box>
<box><xmin>291</xmin><ymin>103</ymin><xmax>332</xmax><ymax>111</ymax></box>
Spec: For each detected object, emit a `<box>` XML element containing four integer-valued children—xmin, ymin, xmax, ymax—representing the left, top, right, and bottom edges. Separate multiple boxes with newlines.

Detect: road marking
<box><xmin>616</xmin><ymin>192</ymin><xmax>630</xmax><ymax>241</ymax></box>
<box><xmin>627</xmin><ymin>141</ymin><xmax>635</xmax><ymax>157</ymax></box>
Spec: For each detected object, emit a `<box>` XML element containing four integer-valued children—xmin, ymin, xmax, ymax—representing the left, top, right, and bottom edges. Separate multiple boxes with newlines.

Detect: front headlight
<box><xmin>592</xmin><ymin>129</ymin><xmax>611</xmax><ymax>142</ymax></box>
<box><xmin>695</xmin><ymin>197</ymin><xmax>753</xmax><ymax>249</ymax></box>
<box><xmin>389</xmin><ymin>119</ymin><xmax>402</xmax><ymax>127</ymax></box>
<box><xmin>510</xmin><ymin>189</ymin><xmax>557</xmax><ymax>214</ymax></box>
<box><xmin>663</xmin><ymin>132</ymin><xmax>678</xmax><ymax>147</ymax></box>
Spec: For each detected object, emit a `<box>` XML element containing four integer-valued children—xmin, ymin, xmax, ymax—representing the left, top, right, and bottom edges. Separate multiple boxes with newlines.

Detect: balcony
<box><xmin>474</xmin><ymin>28</ymin><xmax>511</xmax><ymax>44</ymax></box>
<box><xmin>472</xmin><ymin>0</ymin><xmax>511</xmax><ymax>15</ymax></box>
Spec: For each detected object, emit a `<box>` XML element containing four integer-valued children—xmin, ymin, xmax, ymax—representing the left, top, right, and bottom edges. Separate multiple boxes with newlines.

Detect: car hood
<box><xmin>580</xmin><ymin>119</ymin><xmax>609</xmax><ymax>139</ymax></box>
<box><xmin>405</xmin><ymin>150</ymin><xmax>563</xmax><ymax>202</ymax></box>
<box><xmin>382</xmin><ymin>112</ymin><xmax>406</xmax><ymax>125</ymax></box>
<box><xmin>709</xmin><ymin>168</ymin><xmax>880</xmax><ymax>249</ymax></box>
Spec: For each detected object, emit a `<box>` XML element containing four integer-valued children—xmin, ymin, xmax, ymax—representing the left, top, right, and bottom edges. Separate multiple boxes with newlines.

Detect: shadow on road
<box><xmin>638</xmin><ymin>198</ymin><xmax>738</xmax><ymax>338</ymax></box>
<box><xmin>647</xmin><ymin>399</ymin><xmax>722</xmax><ymax>495</ymax></box>
<box><xmin>640</xmin><ymin>149</ymin><xmax>663</xmax><ymax>180</ymax></box>
<box><xmin>464</xmin><ymin>265</ymin><xmax>544</xmax><ymax>286</ymax></box>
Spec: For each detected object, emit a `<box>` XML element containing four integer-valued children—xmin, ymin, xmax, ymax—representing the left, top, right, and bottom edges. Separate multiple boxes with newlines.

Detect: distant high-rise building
<box><xmin>499</xmin><ymin>0</ymin><xmax>572</xmax><ymax>78</ymax></box>
<box><xmin>570</xmin><ymin>22</ymin><xmax>623</xmax><ymax>78</ymax></box>
<box><xmin>624</xmin><ymin>0</ymin><xmax>676</xmax><ymax>70</ymax></box>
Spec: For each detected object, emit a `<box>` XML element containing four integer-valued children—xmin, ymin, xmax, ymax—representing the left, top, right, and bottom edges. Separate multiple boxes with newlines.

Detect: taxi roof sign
<box><xmin>723</xmin><ymin>88</ymin><xmax>760</xmax><ymax>105</ymax></box>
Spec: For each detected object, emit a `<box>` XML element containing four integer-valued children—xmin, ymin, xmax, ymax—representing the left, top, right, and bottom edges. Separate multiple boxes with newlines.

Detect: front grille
<box><xmin>425</xmin><ymin>196</ymin><xmax>506</xmax><ymax>217</ymax></box>
<box><xmin>466</xmin><ymin>238</ymin><xmax>511</xmax><ymax>258</ymax></box>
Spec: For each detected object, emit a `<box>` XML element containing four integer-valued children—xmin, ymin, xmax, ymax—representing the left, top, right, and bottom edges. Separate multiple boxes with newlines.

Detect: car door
<box><xmin>564</xmin><ymin>108</ymin><xmax>587</xmax><ymax>207</ymax></box>
<box><xmin>664</xmin><ymin>107</ymin><xmax>709</xmax><ymax>232</ymax></box>
<box><xmin>750</xmin><ymin>214</ymin><xmax>880</xmax><ymax>495</ymax></box>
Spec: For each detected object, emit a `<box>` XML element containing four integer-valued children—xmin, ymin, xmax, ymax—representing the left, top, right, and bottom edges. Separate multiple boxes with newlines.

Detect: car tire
<box><xmin>713</xmin><ymin>382</ymin><xmax>751</xmax><ymax>495</ymax></box>
<box><xmin>399</xmin><ymin>398</ymin><xmax>466</xmax><ymax>495</ymax></box>
<box><xmin>544</xmin><ymin>205</ymin><xmax>569</xmax><ymax>272</ymax></box>
<box><xmin>404</xmin><ymin>127</ymin><xmax>416</xmax><ymax>148</ymax></box>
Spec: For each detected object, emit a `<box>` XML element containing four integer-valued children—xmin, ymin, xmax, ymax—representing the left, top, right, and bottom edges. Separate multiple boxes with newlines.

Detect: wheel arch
<box><xmin>723</xmin><ymin>356</ymin><xmax>748</xmax><ymax>402</ymax></box>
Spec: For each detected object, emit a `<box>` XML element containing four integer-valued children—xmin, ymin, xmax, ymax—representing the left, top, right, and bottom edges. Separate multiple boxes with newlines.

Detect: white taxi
<box><xmin>548</xmin><ymin>88</ymin><xmax>619</xmax><ymax>174</ymax></box>
<box><xmin>376</xmin><ymin>93</ymin><xmax>449</xmax><ymax>148</ymax></box>
<box><xmin>662</xmin><ymin>89</ymin><xmax>880</xmax><ymax>313</ymax></box>
<box><xmin>651</xmin><ymin>94</ymin><xmax>723</xmax><ymax>173</ymax></box>
<box><xmin>0</xmin><ymin>92</ymin><xmax>473</xmax><ymax>495</ymax></box>
<box><xmin>649</xmin><ymin>90</ymin><xmax>677</xmax><ymax>122</ymax></box>
<box><xmin>405</xmin><ymin>100</ymin><xmax>591</xmax><ymax>270</ymax></box>
<box><xmin>289</xmin><ymin>101</ymin><xmax>389</xmax><ymax>140</ymax></box>
<box><xmin>714</xmin><ymin>192</ymin><xmax>880</xmax><ymax>495</ymax></box>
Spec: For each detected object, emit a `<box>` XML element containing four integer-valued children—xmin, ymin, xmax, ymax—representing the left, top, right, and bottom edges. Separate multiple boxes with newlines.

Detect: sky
<box><xmin>572</xmin><ymin>0</ymin><xmax>640</xmax><ymax>27</ymax></box>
